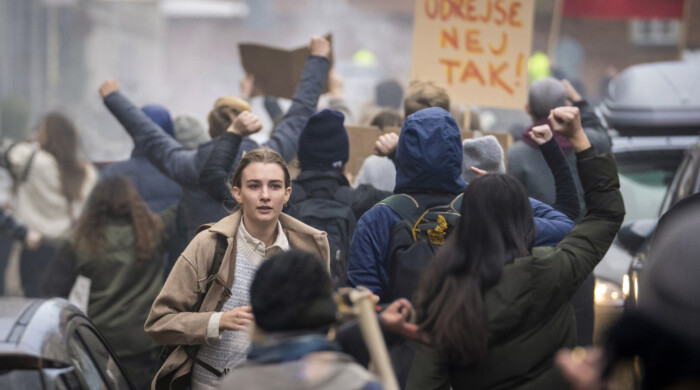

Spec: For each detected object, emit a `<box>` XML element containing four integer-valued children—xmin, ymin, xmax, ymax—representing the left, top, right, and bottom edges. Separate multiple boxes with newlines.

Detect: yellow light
<box><xmin>634</xmin><ymin>273</ymin><xmax>639</xmax><ymax>302</ymax></box>
<box><xmin>622</xmin><ymin>274</ymin><xmax>630</xmax><ymax>298</ymax></box>
<box><xmin>594</xmin><ymin>282</ymin><xmax>607</xmax><ymax>304</ymax></box>
<box><xmin>611</xmin><ymin>291</ymin><xmax>619</xmax><ymax>300</ymax></box>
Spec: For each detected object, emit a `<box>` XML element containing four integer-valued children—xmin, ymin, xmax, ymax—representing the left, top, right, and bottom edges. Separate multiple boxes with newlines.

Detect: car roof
<box><xmin>0</xmin><ymin>298</ymin><xmax>82</xmax><ymax>366</ymax></box>
<box><xmin>600</xmin><ymin>60</ymin><xmax>700</xmax><ymax>134</ymax></box>
<box><xmin>611</xmin><ymin>135</ymin><xmax>700</xmax><ymax>153</ymax></box>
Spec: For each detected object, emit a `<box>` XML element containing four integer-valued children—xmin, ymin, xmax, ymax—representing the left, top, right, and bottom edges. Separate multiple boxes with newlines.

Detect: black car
<box><xmin>623</xmin><ymin>140</ymin><xmax>700</xmax><ymax>308</ymax></box>
<box><xmin>591</xmin><ymin>59</ymin><xmax>700</xmax><ymax>342</ymax></box>
<box><xmin>0</xmin><ymin>297</ymin><xmax>135</xmax><ymax>389</ymax></box>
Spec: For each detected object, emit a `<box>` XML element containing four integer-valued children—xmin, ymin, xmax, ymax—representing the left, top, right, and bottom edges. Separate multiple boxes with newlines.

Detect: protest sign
<box><xmin>239</xmin><ymin>35</ymin><xmax>332</xmax><ymax>99</ymax></box>
<box><xmin>411</xmin><ymin>0</ymin><xmax>535</xmax><ymax>109</ymax></box>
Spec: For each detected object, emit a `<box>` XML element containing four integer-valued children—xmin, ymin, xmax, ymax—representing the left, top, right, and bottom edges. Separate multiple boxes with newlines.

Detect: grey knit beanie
<box><xmin>528</xmin><ymin>77</ymin><xmax>567</xmax><ymax>120</ymax></box>
<box><xmin>173</xmin><ymin>114</ymin><xmax>209</xmax><ymax>149</ymax></box>
<box><xmin>461</xmin><ymin>135</ymin><xmax>505</xmax><ymax>184</ymax></box>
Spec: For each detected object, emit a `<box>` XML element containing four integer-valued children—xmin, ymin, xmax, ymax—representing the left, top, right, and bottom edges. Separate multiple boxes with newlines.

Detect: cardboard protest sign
<box><xmin>239</xmin><ymin>35</ymin><xmax>332</xmax><ymax>99</ymax></box>
<box><xmin>411</xmin><ymin>0</ymin><xmax>535</xmax><ymax>109</ymax></box>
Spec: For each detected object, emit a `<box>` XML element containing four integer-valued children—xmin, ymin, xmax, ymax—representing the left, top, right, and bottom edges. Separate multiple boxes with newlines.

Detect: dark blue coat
<box><xmin>347</xmin><ymin>108</ymin><xmax>575</xmax><ymax>298</ymax></box>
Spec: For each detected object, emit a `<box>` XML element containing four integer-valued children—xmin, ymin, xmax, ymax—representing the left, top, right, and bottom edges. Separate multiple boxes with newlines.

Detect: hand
<box><xmin>529</xmin><ymin>124</ymin><xmax>553</xmax><ymax>145</ymax></box>
<box><xmin>555</xmin><ymin>347</ymin><xmax>606</xmax><ymax>390</ymax></box>
<box><xmin>230</xmin><ymin>112</ymin><xmax>263</xmax><ymax>137</ymax></box>
<box><xmin>309</xmin><ymin>36</ymin><xmax>331</xmax><ymax>58</ymax></box>
<box><xmin>548</xmin><ymin>106</ymin><xmax>591</xmax><ymax>152</ymax></box>
<box><xmin>380</xmin><ymin>298</ymin><xmax>421</xmax><ymax>342</ymax></box>
<box><xmin>220</xmin><ymin>306</ymin><xmax>254</xmax><ymax>331</ymax></box>
<box><xmin>373</xmin><ymin>132</ymin><xmax>399</xmax><ymax>157</ymax></box>
<box><xmin>99</xmin><ymin>80</ymin><xmax>120</xmax><ymax>98</ymax></box>
<box><xmin>561</xmin><ymin>79</ymin><xmax>583</xmax><ymax>103</ymax></box>
<box><xmin>239</xmin><ymin>74</ymin><xmax>255</xmax><ymax>100</ymax></box>
<box><xmin>24</xmin><ymin>230</ymin><xmax>42</xmax><ymax>251</ymax></box>
<box><xmin>328</xmin><ymin>70</ymin><xmax>343</xmax><ymax>98</ymax></box>
<box><xmin>470</xmin><ymin>167</ymin><xmax>488</xmax><ymax>176</ymax></box>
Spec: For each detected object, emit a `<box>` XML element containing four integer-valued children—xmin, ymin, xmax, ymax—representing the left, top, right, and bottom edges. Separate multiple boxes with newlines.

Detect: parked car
<box><xmin>623</xmin><ymin>140</ymin><xmax>700</xmax><ymax>308</ymax></box>
<box><xmin>0</xmin><ymin>297</ymin><xmax>135</xmax><ymax>389</ymax></box>
<box><xmin>592</xmin><ymin>59</ymin><xmax>700</xmax><ymax>343</ymax></box>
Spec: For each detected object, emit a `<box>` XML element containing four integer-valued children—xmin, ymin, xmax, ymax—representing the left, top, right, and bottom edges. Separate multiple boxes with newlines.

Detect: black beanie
<box><xmin>251</xmin><ymin>250</ymin><xmax>337</xmax><ymax>333</ymax></box>
<box><xmin>297</xmin><ymin>109</ymin><xmax>349</xmax><ymax>170</ymax></box>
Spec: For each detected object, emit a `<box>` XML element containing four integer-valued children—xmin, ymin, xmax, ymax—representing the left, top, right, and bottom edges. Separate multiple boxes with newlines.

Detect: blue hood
<box><xmin>394</xmin><ymin>107</ymin><xmax>466</xmax><ymax>194</ymax></box>
<box><xmin>134</xmin><ymin>104</ymin><xmax>175</xmax><ymax>157</ymax></box>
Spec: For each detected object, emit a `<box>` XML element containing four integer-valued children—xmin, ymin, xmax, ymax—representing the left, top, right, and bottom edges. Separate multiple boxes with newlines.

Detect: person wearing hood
<box><xmin>102</xmin><ymin>104</ymin><xmax>182</xmax><ymax>213</ymax></box>
<box><xmin>507</xmin><ymin>77</ymin><xmax>611</xmax><ymax>347</ymax></box>
<box><xmin>98</xmin><ymin>36</ymin><xmax>331</xmax><ymax>275</ymax></box>
<box><xmin>348</xmin><ymin>108</ymin><xmax>578</xmax><ymax>300</ymax></box>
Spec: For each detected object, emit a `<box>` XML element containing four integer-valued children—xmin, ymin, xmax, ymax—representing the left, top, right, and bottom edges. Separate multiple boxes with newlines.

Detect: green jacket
<box><xmin>407</xmin><ymin>149</ymin><xmax>625</xmax><ymax>390</ymax></box>
<box><xmin>74</xmin><ymin>207</ymin><xmax>176</xmax><ymax>357</ymax></box>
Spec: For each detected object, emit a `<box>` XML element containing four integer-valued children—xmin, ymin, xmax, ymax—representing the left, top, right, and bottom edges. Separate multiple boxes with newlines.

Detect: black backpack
<box><xmin>380</xmin><ymin>193</ymin><xmax>463</xmax><ymax>303</ymax></box>
<box><xmin>285</xmin><ymin>185</ymin><xmax>356</xmax><ymax>289</ymax></box>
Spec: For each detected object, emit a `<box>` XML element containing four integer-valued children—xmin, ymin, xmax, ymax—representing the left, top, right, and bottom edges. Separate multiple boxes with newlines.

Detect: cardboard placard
<box><xmin>239</xmin><ymin>35</ymin><xmax>332</xmax><ymax>99</ymax></box>
<box><xmin>411</xmin><ymin>0</ymin><xmax>535</xmax><ymax>109</ymax></box>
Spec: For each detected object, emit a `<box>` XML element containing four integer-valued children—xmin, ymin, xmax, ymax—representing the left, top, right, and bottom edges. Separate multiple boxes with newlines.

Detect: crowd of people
<box><xmin>1</xmin><ymin>34</ymin><xmax>699</xmax><ymax>390</ymax></box>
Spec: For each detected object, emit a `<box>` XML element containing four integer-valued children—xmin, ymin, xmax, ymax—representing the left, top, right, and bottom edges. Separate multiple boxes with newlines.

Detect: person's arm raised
<box><xmin>262</xmin><ymin>36</ymin><xmax>331</xmax><ymax>162</ymax></box>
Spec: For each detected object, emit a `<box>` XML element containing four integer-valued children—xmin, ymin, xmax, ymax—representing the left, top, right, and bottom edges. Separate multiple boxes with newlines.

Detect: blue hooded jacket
<box><xmin>347</xmin><ymin>108</ymin><xmax>574</xmax><ymax>297</ymax></box>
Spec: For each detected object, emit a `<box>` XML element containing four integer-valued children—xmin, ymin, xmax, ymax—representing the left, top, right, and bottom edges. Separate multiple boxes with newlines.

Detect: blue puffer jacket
<box><xmin>347</xmin><ymin>108</ymin><xmax>575</xmax><ymax>298</ymax></box>
<box><xmin>102</xmin><ymin>105</ymin><xmax>182</xmax><ymax>213</ymax></box>
<box><xmin>103</xmin><ymin>55</ymin><xmax>330</xmax><ymax>271</ymax></box>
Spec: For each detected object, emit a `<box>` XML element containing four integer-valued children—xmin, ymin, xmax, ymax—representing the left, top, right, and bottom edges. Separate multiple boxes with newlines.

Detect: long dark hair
<box><xmin>415</xmin><ymin>174</ymin><xmax>535</xmax><ymax>365</ymax></box>
<box><xmin>40</xmin><ymin>113</ymin><xmax>87</xmax><ymax>203</ymax></box>
<box><xmin>72</xmin><ymin>175</ymin><xmax>163</xmax><ymax>264</ymax></box>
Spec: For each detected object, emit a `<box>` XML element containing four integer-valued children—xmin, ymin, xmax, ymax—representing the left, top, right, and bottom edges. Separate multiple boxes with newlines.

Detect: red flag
<box><xmin>562</xmin><ymin>0</ymin><xmax>684</xmax><ymax>20</ymax></box>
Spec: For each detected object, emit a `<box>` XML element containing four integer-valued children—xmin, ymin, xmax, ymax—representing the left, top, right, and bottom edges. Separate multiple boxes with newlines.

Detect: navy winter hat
<box><xmin>298</xmin><ymin>109</ymin><xmax>349</xmax><ymax>170</ymax></box>
<box><xmin>142</xmin><ymin>104</ymin><xmax>175</xmax><ymax>138</ymax></box>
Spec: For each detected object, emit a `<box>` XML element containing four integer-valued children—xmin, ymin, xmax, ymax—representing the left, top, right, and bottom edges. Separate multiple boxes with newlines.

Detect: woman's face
<box><xmin>232</xmin><ymin>162</ymin><xmax>291</xmax><ymax>228</ymax></box>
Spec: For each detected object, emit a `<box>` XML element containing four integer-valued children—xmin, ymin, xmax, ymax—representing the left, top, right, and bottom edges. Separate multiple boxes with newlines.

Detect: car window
<box><xmin>76</xmin><ymin>326</ymin><xmax>132</xmax><ymax>390</ymax></box>
<box><xmin>66</xmin><ymin>334</ymin><xmax>106</xmax><ymax>389</ymax></box>
<box><xmin>0</xmin><ymin>370</ymin><xmax>43</xmax><ymax>388</ymax></box>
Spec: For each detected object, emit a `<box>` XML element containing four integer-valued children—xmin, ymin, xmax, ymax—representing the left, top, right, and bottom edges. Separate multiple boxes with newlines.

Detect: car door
<box><xmin>64</xmin><ymin>316</ymin><xmax>134</xmax><ymax>390</ymax></box>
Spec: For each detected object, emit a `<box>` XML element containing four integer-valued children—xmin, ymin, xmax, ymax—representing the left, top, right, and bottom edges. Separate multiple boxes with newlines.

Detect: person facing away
<box><xmin>41</xmin><ymin>174</ymin><xmax>176</xmax><ymax>390</ymax></box>
<box><xmin>145</xmin><ymin>148</ymin><xmax>330</xmax><ymax>390</ymax></box>
<box><xmin>99</xmin><ymin>36</ymin><xmax>331</xmax><ymax>273</ymax></box>
<box><xmin>217</xmin><ymin>249</ymin><xmax>383</xmax><ymax>390</ymax></box>
<box><xmin>353</xmin><ymin>109</ymin><xmax>403</xmax><ymax>193</ymax></box>
<box><xmin>406</xmin><ymin>107</ymin><xmax>625</xmax><ymax>390</ymax></box>
<box><xmin>0</xmin><ymin>112</ymin><xmax>98</xmax><ymax>297</ymax></box>
<box><xmin>101</xmin><ymin>104</ymin><xmax>182</xmax><ymax>213</ymax></box>
<box><xmin>507</xmin><ymin>77</ymin><xmax>612</xmax><ymax>346</ymax></box>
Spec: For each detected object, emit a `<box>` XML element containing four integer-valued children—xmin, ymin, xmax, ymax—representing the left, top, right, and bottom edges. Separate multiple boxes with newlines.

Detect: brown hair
<box><xmin>230</xmin><ymin>147</ymin><xmax>291</xmax><ymax>190</ymax></box>
<box><xmin>40</xmin><ymin>113</ymin><xmax>87</xmax><ymax>204</ymax></box>
<box><xmin>404</xmin><ymin>81</ymin><xmax>450</xmax><ymax>117</ymax></box>
<box><xmin>207</xmin><ymin>97</ymin><xmax>252</xmax><ymax>138</ymax></box>
<box><xmin>72</xmin><ymin>175</ymin><xmax>164</xmax><ymax>265</ymax></box>
<box><xmin>370</xmin><ymin>109</ymin><xmax>403</xmax><ymax>130</ymax></box>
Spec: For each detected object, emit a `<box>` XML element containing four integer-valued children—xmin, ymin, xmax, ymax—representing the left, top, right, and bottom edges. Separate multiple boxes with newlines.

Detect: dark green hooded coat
<box><xmin>407</xmin><ymin>149</ymin><xmax>625</xmax><ymax>390</ymax></box>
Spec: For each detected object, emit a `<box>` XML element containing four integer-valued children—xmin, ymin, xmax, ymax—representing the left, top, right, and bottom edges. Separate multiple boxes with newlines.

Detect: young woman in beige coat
<box><xmin>145</xmin><ymin>147</ymin><xmax>329</xmax><ymax>390</ymax></box>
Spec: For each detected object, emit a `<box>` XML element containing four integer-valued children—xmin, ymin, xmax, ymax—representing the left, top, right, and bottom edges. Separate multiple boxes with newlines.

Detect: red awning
<box><xmin>562</xmin><ymin>0</ymin><xmax>684</xmax><ymax>20</ymax></box>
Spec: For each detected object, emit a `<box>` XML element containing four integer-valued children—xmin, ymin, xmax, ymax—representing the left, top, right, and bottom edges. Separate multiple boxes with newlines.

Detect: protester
<box><xmin>173</xmin><ymin>114</ymin><xmax>209</xmax><ymax>150</ymax></box>
<box><xmin>145</xmin><ymin>148</ymin><xmax>330</xmax><ymax>390</ymax></box>
<box><xmin>0</xmin><ymin>112</ymin><xmax>98</xmax><ymax>297</ymax></box>
<box><xmin>557</xmin><ymin>192</ymin><xmax>700</xmax><ymax>390</ymax></box>
<box><xmin>507</xmin><ymin>77</ymin><xmax>611</xmax><ymax>346</ymax></box>
<box><xmin>0</xmin><ymin>208</ymin><xmax>41</xmax><ymax>250</ymax></box>
<box><xmin>405</xmin><ymin>107</ymin><xmax>624</xmax><ymax>389</ymax></box>
<box><xmin>199</xmin><ymin>109</ymin><xmax>389</xmax><ymax>289</ymax></box>
<box><xmin>217</xmin><ymin>249</ymin><xmax>382</xmax><ymax>390</ymax></box>
<box><xmin>99</xmin><ymin>35</ymin><xmax>331</xmax><ymax>274</ymax></box>
<box><xmin>102</xmin><ymin>104</ymin><xmax>182</xmax><ymax>213</ymax></box>
<box><xmin>353</xmin><ymin>109</ymin><xmax>403</xmax><ymax>192</ymax></box>
<box><xmin>42</xmin><ymin>174</ymin><xmax>175</xmax><ymax>389</ymax></box>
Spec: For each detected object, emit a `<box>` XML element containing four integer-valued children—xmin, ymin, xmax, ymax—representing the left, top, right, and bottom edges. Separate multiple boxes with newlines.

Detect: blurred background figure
<box><xmin>173</xmin><ymin>114</ymin><xmax>210</xmax><ymax>150</ymax></box>
<box><xmin>42</xmin><ymin>174</ymin><xmax>176</xmax><ymax>390</ymax></box>
<box><xmin>0</xmin><ymin>112</ymin><xmax>98</xmax><ymax>297</ymax></box>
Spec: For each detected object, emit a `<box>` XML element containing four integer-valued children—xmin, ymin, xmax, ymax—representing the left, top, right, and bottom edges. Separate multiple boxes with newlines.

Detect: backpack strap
<box><xmin>378</xmin><ymin>194</ymin><xmax>422</xmax><ymax>223</ymax></box>
<box><xmin>449</xmin><ymin>193</ymin><xmax>463</xmax><ymax>213</ymax></box>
